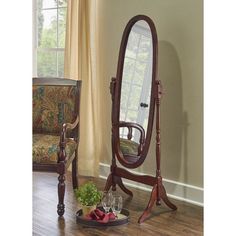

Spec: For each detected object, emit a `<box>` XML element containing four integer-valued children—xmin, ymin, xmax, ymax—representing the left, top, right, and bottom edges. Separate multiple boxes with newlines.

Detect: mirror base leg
<box><xmin>156</xmin><ymin>200</ymin><xmax>161</xmax><ymax>206</ymax></box>
<box><xmin>160</xmin><ymin>182</ymin><xmax>177</xmax><ymax>210</ymax></box>
<box><xmin>115</xmin><ymin>176</ymin><xmax>133</xmax><ymax>197</ymax></box>
<box><xmin>111</xmin><ymin>184</ymin><xmax>116</xmax><ymax>191</ymax></box>
<box><xmin>105</xmin><ymin>173</ymin><xmax>133</xmax><ymax>196</ymax></box>
<box><xmin>138</xmin><ymin>179</ymin><xmax>177</xmax><ymax>224</ymax></box>
<box><xmin>138</xmin><ymin>184</ymin><xmax>157</xmax><ymax>224</ymax></box>
<box><xmin>104</xmin><ymin>173</ymin><xmax>112</xmax><ymax>192</ymax></box>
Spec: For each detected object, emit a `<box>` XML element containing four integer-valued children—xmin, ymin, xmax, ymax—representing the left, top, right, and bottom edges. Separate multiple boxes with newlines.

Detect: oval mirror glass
<box><xmin>119</xmin><ymin>20</ymin><xmax>153</xmax><ymax>160</ymax></box>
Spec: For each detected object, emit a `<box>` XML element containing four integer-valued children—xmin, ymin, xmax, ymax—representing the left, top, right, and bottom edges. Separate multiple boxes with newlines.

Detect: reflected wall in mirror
<box><xmin>119</xmin><ymin>20</ymin><xmax>153</xmax><ymax>159</ymax></box>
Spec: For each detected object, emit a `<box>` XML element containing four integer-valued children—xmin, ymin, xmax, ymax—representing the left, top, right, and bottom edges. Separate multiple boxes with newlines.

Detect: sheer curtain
<box><xmin>64</xmin><ymin>0</ymin><xmax>101</xmax><ymax>176</ymax></box>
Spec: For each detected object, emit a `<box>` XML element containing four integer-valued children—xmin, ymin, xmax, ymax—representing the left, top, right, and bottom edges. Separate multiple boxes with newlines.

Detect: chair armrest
<box><xmin>118</xmin><ymin>121</ymin><xmax>145</xmax><ymax>155</ymax></box>
<box><xmin>58</xmin><ymin>116</ymin><xmax>79</xmax><ymax>162</ymax></box>
<box><xmin>62</xmin><ymin>115</ymin><xmax>80</xmax><ymax>133</ymax></box>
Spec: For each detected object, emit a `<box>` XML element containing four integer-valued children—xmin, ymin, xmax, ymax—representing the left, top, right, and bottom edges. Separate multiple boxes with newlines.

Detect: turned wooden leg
<box><xmin>72</xmin><ymin>150</ymin><xmax>78</xmax><ymax>189</ymax></box>
<box><xmin>115</xmin><ymin>176</ymin><xmax>133</xmax><ymax>197</ymax></box>
<box><xmin>57</xmin><ymin>162</ymin><xmax>66</xmax><ymax>217</ymax></box>
<box><xmin>138</xmin><ymin>184</ymin><xmax>158</xmax><ymax>224</ymax></box>
<box><xmin>57</xmin><ymin>174</ymin><xmax>65</xmax><ymax>216</ymax></box>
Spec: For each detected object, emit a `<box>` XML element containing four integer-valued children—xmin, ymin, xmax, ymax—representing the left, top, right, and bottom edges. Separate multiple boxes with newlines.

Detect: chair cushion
<box><xmin>33</xmin><ymin>134</ymin><xmax>77</xmax><ymax>164</ymax></box>
<box><xmin>33</xmin><ymin>85</ymin><xmax>77</xmax><ymax>134</ymax></box>
<box><xmin>120</xmin><ymin>138</ymin><xmax>139</xmax><ymax>156</ymax></box>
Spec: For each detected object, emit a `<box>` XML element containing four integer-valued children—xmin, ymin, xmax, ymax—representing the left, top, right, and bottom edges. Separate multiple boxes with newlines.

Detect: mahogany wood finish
<box><xmin>33</xmin><ymin>77</ymin><xmax>82</xmax><ymax>217</ymax></box>
<box><xmin>104</xmin><ymin>15</ymin><xmax>177</xmax><ymax>223</ymax></box>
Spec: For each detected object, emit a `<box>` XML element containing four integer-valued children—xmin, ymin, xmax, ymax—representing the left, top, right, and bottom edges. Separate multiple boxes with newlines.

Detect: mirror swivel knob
<box><xmin>140</xmin><ymin>102</ymin><xmax>148</xmax><ymax>108</ymax></box>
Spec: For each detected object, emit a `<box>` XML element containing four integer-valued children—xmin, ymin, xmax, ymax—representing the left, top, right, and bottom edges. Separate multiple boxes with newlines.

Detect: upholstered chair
<box><xmin>33</xmin><ymin>77</ymin><xmax>82</xmax><ymax>216</ymax></box>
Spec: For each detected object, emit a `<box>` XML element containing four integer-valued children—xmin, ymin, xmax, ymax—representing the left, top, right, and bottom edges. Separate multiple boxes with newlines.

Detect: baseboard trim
<box><xmin>99</xmin><ymin>162</ymin><xmax>203</xmax><ymax>207</ymax></box>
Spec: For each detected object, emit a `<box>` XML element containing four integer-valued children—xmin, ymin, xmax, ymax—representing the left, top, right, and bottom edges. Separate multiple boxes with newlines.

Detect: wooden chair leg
<box><xmin>72</xmin><ymin>150</ymin><xmax>78</xmax><ymax>189</ymax></box>
<box><xmin>57</xmin><ymin>162</ymin><xmax>66</xmax><ymax>217</ymax></box>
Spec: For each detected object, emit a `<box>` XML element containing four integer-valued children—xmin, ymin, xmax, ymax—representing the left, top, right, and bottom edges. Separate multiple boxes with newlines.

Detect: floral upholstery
<box><xmin>32</xmin><ymin>79</ymin><xmax>81</xmax><ymax>217</ymax></box>
<box><xmin>120</xmin><ymin>138</ymin><xmax>139</xmax><ymax>156</ymax></box>
<box><xmin>33</xmin><ymin>85</ymin><xmax>77</xmax><ymax>135</ymax></box>
<box><xmin>33</xmin><ymin>134</ymin><xmax>77</xmax><ymax>164</ymax></box>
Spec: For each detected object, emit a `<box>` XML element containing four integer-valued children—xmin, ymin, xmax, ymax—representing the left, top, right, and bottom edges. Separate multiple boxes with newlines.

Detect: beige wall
<box><xmin>98</xmin><ymin>0</ymin><xmax>203</xmax><ymax>188</ymax></box>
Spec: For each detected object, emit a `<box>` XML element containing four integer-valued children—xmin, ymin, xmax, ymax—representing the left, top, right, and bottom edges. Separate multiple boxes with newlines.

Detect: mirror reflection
<box><xmin>119</xmin><ymin>20</ymin><xmax>153</xmax><ymax>157</ymax></box>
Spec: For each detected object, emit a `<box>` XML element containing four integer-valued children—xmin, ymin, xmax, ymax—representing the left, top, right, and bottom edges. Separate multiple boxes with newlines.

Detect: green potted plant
<box><xmin>74</xmin><ymin>181</ymin><xmax>102</xmax><ymax>215</ymax></box>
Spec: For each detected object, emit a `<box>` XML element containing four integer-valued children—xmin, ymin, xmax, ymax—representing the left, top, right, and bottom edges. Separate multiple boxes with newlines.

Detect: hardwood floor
<box><xmin>33</xmin><ymin>172</ymin><xmax>203</xmax><ymax>236</ymax></box>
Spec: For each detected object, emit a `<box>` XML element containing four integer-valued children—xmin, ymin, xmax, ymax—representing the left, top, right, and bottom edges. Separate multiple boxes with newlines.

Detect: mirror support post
<box><xmin>138</xmin><ymin>80</ymin><xmax>177</xmax><ymax>223</ymax></box>
<box><xmin>155</xmin><ymin>80</ymin><xmax>177</xmax><ymax>210</ymax></box>
<box><xmin>156</xmin><ymin>80</ymin><xmax>162</xmax><ymax>205</ymax></box>
<box><xmin>105</xmin><ymin>77</ymin><xmax>134</xmax><ymax>196</ymax></box>
<box><xmin>110</xmin><ymin>77</ymin><xmax>117</xmax><ymax>192</ymax></box>
<box><xmin>104</xmin><ymin>78</ymin><xmax>117</xmax><ymax>193</ymax></box>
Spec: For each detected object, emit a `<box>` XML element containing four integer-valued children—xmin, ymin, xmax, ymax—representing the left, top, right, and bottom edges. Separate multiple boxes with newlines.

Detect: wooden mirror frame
<box><xmin>104</xmin><ymin>15</ymin><xmax>177</xmax><ymax>224</ymax></box>
<box><xmin>114</xmin><ymin>15</ymin><xmax>157</xmax><ymax>168</ymax></box>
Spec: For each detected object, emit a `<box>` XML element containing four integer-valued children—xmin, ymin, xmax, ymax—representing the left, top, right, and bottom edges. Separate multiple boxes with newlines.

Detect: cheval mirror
<box><xmin>104</xmin><ymin>15</ymin><xmax>177</xmax><ymax>223</ymax></box>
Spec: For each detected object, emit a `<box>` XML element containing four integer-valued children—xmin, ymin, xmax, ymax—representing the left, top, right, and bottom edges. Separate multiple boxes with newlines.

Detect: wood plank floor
<box><xmin>33</xmin><ymin>172</ymin><xmax>203</xmax><ymax>236</ymax></box>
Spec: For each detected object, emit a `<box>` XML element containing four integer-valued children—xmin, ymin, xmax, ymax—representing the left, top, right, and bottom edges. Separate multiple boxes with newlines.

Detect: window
<box><xmin>33</xmin><ymin>0</ymin><xmax>67</xmax><ymax>77</ymax></box>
